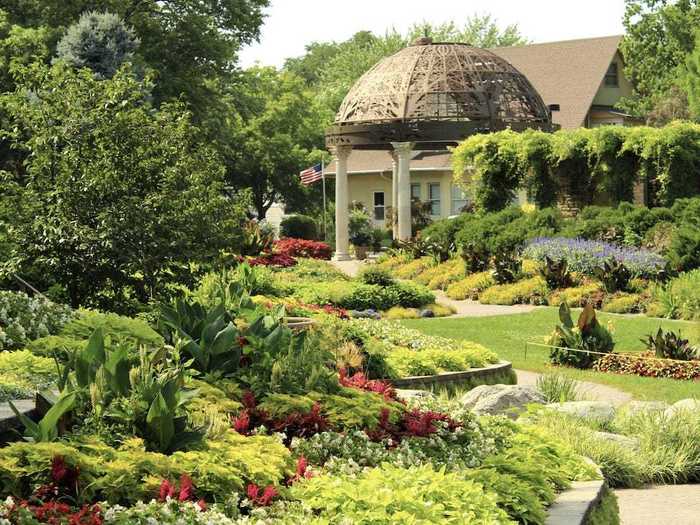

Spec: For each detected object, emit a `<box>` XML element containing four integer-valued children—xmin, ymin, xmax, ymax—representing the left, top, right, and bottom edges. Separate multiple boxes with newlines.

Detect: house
<box><xmin>323</xmin><ymin>36</ymin><xmax>640</xmax><ymax>228</ymax></box>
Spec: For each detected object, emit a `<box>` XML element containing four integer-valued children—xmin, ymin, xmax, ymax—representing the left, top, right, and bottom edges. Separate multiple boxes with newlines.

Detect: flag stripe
<box><xmin>300</xmin><ymin>163</ymin><xmax>323</xmax><ymax>185</ymax></box>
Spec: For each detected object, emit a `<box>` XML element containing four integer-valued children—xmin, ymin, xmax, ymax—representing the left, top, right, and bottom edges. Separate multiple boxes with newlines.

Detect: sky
<box><xmin>239</xmin><ymin>0</ymin><xmax>626</xmax><ymax>68</ymax></box>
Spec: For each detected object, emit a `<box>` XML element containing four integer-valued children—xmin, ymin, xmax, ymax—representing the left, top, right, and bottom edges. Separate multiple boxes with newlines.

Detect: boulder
<box><xmin>622</xmin><ymin>400</ymin><xmax>669</xmax><ymax>416</ymax></box>
<box><xmin>664</xmin><ymin>399</ymin><xmax>700</xmax><ymax>418</ymax></box>
<box><xmin>460</xmin><ymin>384</ymin><xmax>545</xmax><ymax>419</ymax></box>
<box><xmin>419</xmin><ymin>309</ymin><xmax>435</xmax><ymax>318</ymax></box>
<box><xmin>593</xmin><ymin>431</ymin><xmax>640</xmax><ymax>449</ymax></box>
<box><xmin>547</xmin><ymin>401</ymin><xmax>616</xmax><ymax>424</ymax></box>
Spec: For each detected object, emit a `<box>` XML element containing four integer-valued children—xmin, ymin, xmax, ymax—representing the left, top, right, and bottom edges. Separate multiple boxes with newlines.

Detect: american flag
<box><xmin>299</xmin><ymin>163</ymin><xmax>323</xmax><ymax>185</ymax></box>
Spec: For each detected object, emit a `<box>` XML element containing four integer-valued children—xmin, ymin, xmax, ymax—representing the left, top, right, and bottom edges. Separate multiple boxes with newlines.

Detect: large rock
<box><xmin>664</xmin><ymin>399</ymin><xmax>700</xmax><ymax>418</ymax></box>
<box><xmin>459</xmin><ymin>384</ymin><xmax>545</xmax><ymax>419</ymax></box>
<box><xmin>622</xmin><ymin>400</ymin><xmax>669</xmax><ymax>416</ymax></box>
<box><xmin>593</xmin><ymin>431</ymin><xmax>640</xmax><ymax>449</ymax></box>
<box><xmin>547</xmin><ymin>401</ymin><xmax>616</xmax><ymax>424</ymax></box>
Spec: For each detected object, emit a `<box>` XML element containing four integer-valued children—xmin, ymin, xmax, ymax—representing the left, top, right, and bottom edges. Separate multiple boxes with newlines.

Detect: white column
<box><xmin>391</xmin><ymin>153</ymin><xmax>398</xmax><ymax>240</ymax></box>
<box><xmin>332</xmin><ymin>145</ymin><xmax>352</xmax><ymax>261</ymax></box>
<box><xmin>391</xmin><ymin>142</ymin><xmax>414</xmax><ymax>241</ymax></box>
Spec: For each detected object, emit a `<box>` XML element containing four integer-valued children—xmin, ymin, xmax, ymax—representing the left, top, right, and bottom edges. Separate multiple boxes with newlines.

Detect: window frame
<box><xmin>428</xmin><ymin>182</ymin><xmax>441</xmax><ymax>217</ymax></box>
<box><xmin>373</xmin><ymin>191</ymin><xmax>385</xmax><ymax>221</ymax></box>
<box><xmin>410</xmin><ymin>183</ymin><xmax>421</xmax><ymax>201</ymax></box>
<box><xmin>604</xmin><ymin>62</ymin><xmax>619</xmax><ymax>87</ymax></box>
<box><xmin>450</xmin><ymin>184</ymin><xmax>468</xmax><ymax>215</ymax></box>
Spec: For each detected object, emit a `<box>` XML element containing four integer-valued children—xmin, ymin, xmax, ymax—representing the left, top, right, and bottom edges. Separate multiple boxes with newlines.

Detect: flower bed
<box><xmin>273</xmin><ymin>238</ymin><xmax>331</xmax><ymax>260</ymax></box>
<box><xmin>593</xmin><ymin>351</ymin><xmax>700</xmax><ymax>380</ymax></box>
<box><xmin>523</xmin><ymin>237</ymin><xmax>666</xmax><ymax>278</ymax></box>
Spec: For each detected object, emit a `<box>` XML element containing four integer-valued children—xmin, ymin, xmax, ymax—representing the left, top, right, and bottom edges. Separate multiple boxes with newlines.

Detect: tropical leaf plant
<box><xmin>547</xmin><ymin>303</ymin><xmax>615</xmax><ymax>369</ymax></box>
<box><xmin>643</xmin><ymin>328</ymin><xmax>698</xmax><ymax>361</ymax></box>
<box><xmin>538</xmin><ymin>256</ymin><xmax>572</xmax><ymax>289</ymax></box>
<box><xmin>594</xmin><ymin>257</ymin><xmax>632</xmax><ymax>293</ymax></box>
<box><xmin>9</xmin><ymin>391</ymin><xmax>76</xmax><ymax>443</ymax></box>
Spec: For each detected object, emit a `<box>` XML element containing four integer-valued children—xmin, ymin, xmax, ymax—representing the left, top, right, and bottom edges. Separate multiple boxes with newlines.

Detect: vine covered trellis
<box><xmin>452</xmin><ymin>122</ymin><xmax>700</xmax><ymax>213</ymax></box>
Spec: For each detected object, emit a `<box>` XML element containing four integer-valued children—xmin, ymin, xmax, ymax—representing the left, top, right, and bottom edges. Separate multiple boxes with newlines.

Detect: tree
<box><xmin>620</xmin><ymin>0</ymin><xmax>700</xmax><ymax>116</ymax></box>
<box><xmin>406</xmin><ymin>16</ymin><xmax>529</xmax><ymax>48</ymax></box>
<box><xmin>55</xmin><ymin>11</ymin><xmax>138</xmax><ymax>78</ymax></box>
<box><xmin>1</xmin><ymin>63</ymin><xmax>248</xmax><ymax>311</ymax></box>
<box><xmin>223</xmin><ymin>66</ymin><xmax>325</xmax><ymax>219</ymax></box>
<box><xmin>686</xmin><ymin>30</ymin><xmax>700</xmax><ymax>119</ymax></box>
<box><xmin>2</xmin><ymin>0</ymin><xmax>269</xmax><ymax>122</ymax></box>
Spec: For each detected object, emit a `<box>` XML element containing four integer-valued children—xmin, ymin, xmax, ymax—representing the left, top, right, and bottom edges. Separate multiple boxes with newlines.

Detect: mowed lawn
<box><xmin>401</xmin><ymin>307</ymin><xmax>700</xmax><ymax>403</ymax></box>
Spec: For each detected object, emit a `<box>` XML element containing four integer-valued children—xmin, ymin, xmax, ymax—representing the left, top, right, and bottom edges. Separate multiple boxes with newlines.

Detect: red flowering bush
<box><xmin>366</xmin><ymin>406</ymin><xmax>458</xmax><ymax>442</ymax></box>
<box><xmin>248</xmin><ymin>253</ymin><xmax>297</xmax><ymax>267</ymax></box>
<box><xmin>3</xmin><ymin>501</ymin><xmax>103</xmax><ymax>525</ymax></box>
<box><xmin>339</xmin><ymin>369</ymin><xmax>397</xmax><ymax>400</ymax></box>
<box><xmin>594</xmin><ymin>351</ymin><xmax>700</xmax><ymax>380</ymax></box>
<box><xmin>274</xmin><ymin>238</ymin><xmax>332</xmax><ymax>260</ymax></box>
<box><xmin>246</xmin><ymin>483</ymin><xmax>278</xmax><ymax>506</ymax></box>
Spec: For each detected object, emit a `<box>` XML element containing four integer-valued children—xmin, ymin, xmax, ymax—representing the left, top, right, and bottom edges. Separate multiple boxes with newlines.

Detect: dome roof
<box><xmin>326</xmin><ymin>39</ymin><xmax>553</xmax><ymax>150</ymax></box>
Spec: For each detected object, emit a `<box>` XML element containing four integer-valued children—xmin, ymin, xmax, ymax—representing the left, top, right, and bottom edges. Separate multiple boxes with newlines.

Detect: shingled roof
<box><xmin>491</xmin><ymin>35</ymin><xmax>623</xmax><ymax>129</ymax></box>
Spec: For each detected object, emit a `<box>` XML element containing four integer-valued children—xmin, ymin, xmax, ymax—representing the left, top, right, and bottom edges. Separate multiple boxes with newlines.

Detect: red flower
<box><xmin>339</xmin><ymin>369</ymin><xmax>397</xmax><ymax>400</ymax></box>
<box><xmin>242</xmin><ymin>391</ymin><xmax>257</xmax><ymax>410</ymax></box>
<box><xmin>178</xmin><ymin>474</ymin><xmax>194</xmax><ymax>501</ymax></box>
<box><xmin>159</xmin><ymin>479</ymin><xmax>175</xmax><ymax>501</ymax></box>
<box><xmin>196</xmin><ymin>499</ymin><xmax>207</xmax><ymax>511</ymax></box>
<box><xmin>246</xmin><ymin>483</ymin><xmax>278</xmax><ymax>506</ymax></box>
<box><xmin>233</xmin><ymin>410</ymin><xmax>251</xmax><ymax>434</ymax></box>
<box><xmin>273</xmin><ymin>238</ymin><xmax>332</xmax><ymax>260</ymax></box>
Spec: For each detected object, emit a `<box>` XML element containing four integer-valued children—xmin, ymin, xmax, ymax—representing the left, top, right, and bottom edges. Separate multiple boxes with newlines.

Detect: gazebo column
<box><xmin>392</xmin><ymin>142</ymin><xmax>414</xmax><ymax>241</ymax></box>
<box><xmin>391</xmin><ymin>152</ymin><xmax>398</xmax><ymax>239</ymax></box>
<box><xmin>332</xmin><ymin>145</ymin><xmax>352</xmax><ymax>261</ymax></box>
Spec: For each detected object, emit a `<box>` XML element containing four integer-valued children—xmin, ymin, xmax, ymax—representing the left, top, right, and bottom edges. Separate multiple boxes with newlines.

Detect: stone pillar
<box><xmin>391</xmin><ymin>152</ymin><xmax>398</xmax><ymax>239</ymax></box>
<box><xmin>332</xmin><ymin>145</ymin><xmax>352</xmax><ymax>260</ymax></box>
<box><xmin>391</xmin><ymin>142</ymin><xmax>414</xmax><ymax>241</ymax></box>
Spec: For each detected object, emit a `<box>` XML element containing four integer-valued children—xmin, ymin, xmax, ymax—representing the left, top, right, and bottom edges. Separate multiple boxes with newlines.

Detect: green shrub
<box><xmin>602</xmin><ymin>293</ymin><xmax>645</xmax><ymax>314</ymax></box>
<box><xmin>383</xmin><ymin>306</ymin><xmax>420</xmax><ymax>320</ymax></box>
<box><xmin>668</xmin><ymin>224</ymin><xmax>700</xmax><ymax>273</ymax></box>
<box><xmin>358</xmin><ymin>266</ymin><xmax>395</xmax><ymax>286</ymax></box>
<box><xmin>0</xmin><ymin>350</ymin><xmax>57</xmax><ymax>401</ymax></box>
<box><xmin>290</xmin><ymin>463</ymin><xmax>511</xmax><ymax>524</ymax></box>
<box><xmin>446</xmin><ymin>271</ymin><xmax>495</xmax><ymax>300</ymax></box>
<box><xmin>651</xmin><ymin>269</ymin><xmax>700</xmax><ymax>320</ymax></box>
<box><xmin>479</xmin><ymin>276</ymin><xmax>549</xmax><ymax>305</ymax></box>
<box><xmin>385</xmin><ymin>345</ymin><xmax>493</xmax><ymax>377</ymax></box>
<box><xmin>277</xmin><ymin>258</ymin><xmax>349</xmax><ymax>284</ymax></box>
<box><xmin>339</xmin><ymin>283</ymin><xmax>395</xmax><ymax>311</ymax></box>
<box><xmin>548</xmin><ymin>282</ymin><xmax>603</xmax><ymax>307</ymax></box>
<box><xmin>61</xmin><ymin>309</ymin><xmax>162</xmax><ymax>348</ymax></box>
<box><xmin>546</xmin><ymin>304</ymin><xmax>615</xmax><ymax>369</ymax></box>
<box><xmin>585</xmin><ymin>487</ymin><xmax>620</xmax><ymax>525</ymax></box>
<box><xmin>394</xmin><ymin>257</ymin><xmax>434</xmax><ymax>279</ymax></box>
<box><xmin>194</xmin><ymin>265</ymin><xmax>283</xmax><ymax>306</ymax></box>
<box><xmin>280</xmin><ymin>214</ymin><xmax>318</xmax><ymax>240</ymax></box>
<box><xmin>389</xmin><ymin>281</ymin><xmax>434</xmax><ymax>308</ymax></box>
<box><xmin>293</xmin><ymin>280</ymin><xmax>356</xmax><ymax>306</ymax></box>
<box><xmin>0</xmin><ymin>291</ymin><xmax>74</xmax><ymax>351</ymax></box>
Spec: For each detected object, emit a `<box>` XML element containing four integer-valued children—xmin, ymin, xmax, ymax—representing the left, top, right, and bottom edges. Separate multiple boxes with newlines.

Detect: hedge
<box><xmin>452</xmin><ymin>122</ymin><xmax>700</xmax><ymax>212</ymax></box>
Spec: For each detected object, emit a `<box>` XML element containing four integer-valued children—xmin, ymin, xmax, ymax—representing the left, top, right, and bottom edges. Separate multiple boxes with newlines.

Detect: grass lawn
<box><xmin>401</xmin><ymin>307</ymin><xmax>700</xmax><ymax>403</ymax></box>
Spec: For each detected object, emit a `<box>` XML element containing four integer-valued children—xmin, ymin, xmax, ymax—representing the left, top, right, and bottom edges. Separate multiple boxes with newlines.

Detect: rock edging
<box><xmin>388</xmin><ymin>360</ymin><xmax>513</xmax><ymax>389</ymax></box>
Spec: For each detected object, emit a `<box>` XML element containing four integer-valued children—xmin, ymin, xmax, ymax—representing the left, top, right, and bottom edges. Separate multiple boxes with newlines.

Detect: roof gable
<box><xmin>491</xmin><ymin>35</ymin><xmax>623</xmax><ymax>129</ymax></box>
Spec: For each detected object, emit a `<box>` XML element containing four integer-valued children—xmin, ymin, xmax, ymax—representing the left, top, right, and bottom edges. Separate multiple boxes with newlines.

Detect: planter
<box><xmin>283</xmin><ymin>316</ymin><xmax>315</xmax><ymax>331</ymax></box>
<box><xmin>354</xmin><ymin>245</ymin><xmax>369</xmax><ymax>260</ymax></box>
<box><xmin>388</xmin><ymin>361</ymin><xmax>514</xmax><ymax>389</ymax></box>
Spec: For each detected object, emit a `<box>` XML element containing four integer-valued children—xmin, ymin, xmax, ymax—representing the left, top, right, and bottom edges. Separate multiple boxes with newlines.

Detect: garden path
<box><xmin>431</xmin><ymin>290</ymin><xmax>539</xmax><ymax>317</ymax></box>
<box><xmin>516</xmin><ymin>369</ymin><xmax>700</xmax><ymax>525</ymax></box>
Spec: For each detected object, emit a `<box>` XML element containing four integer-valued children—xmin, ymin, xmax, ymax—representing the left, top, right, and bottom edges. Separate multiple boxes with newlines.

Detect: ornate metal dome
<box><xmin>326</xmin><ymin>38</ymin><xmax>553</xmax><ymax>150</ymax></box>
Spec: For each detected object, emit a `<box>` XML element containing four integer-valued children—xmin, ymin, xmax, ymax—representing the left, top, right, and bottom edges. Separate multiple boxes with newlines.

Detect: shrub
<box><xmin>358</xmin><ymin>266</ymin><xmax>395</xmax><ymax>287</ymax></box>
<box><xmin>602</xmin><ymin>293</ymin><xmax>645</xmax><ymax>314</ymax></box>
<box><xmin>389</xmin><ymin>281</ymin><xmax>434</xmax><ymax>308</ymax></box>
<box><xmin>0</xmin><ymin>350</ymin><xmax>57</xmax><ymax>401</ymax></box>
<box><xmin>273</xmin><ymin>238</ymin><xmax>331</xmax><ymax>259</ymax></box>
<box><xmin>667</xmin><ymin>224</ymin><xmax>700</xmax><ymax>273</ymax></box>
<box><xmin>523</xmin><ymin>237</ymin><xmax>666</xmax><ymax>278</ymax></box>
<box><xmin>546</xmin><ymin>304</ymin><xmax>615</xmax><ymax>369</ymax></box>
<box><xmin>535</xmin><ymin>373</ymin><xmax>579</xmax><ymax>403</ymax></box>
<box><xmin>383</xmin><ymin>306</ymin><xmax>420</xmax><ymax>320</ymax></box>
<box><xmin>548</xmin><ymin>282</ymin><xmax>604</xmax><ymax>308</ymax></box>
<box><xmin>0</xmin><ymin>291</ymin><xmax>74</xmax><ymax>351</ymax></box>
<box><xmin>290</xmin><ymin>463</ymin><xmax>511</xmax><ymax>524</ymax></box>
<box><xmin>394</xmin><ymin>257</ymin><xmax>434</xmax><ymax>279</ymax></box>
<box><xmin>446</xmin><ymin>271</ymin><xmax>495</xmax><ymax>300</ymax></box>
<box><xmin>426</xmin><ymin>259</ymin><xmax>466</xmax><ymax>290</ymax></box>
<box><xmin>348</xmin><ymin>209</ymin><xmax>373</xmax><ymax>247</ymax></box>
<box><xmin>385</xmin><ymin>346</ymin><xmax>493</xmax><ymax>377</ymax></box>
<box><xmin>538</xmin><ymin>256</ymin><xmax>572</xmax><ymax>289</ymax></box>
<box><xmin>479</xmin><ymin>276</ymin><xmax>549</xmax><ymax>305</ymax></box>
<box><xmin>61</xmin><ymin>309</ymin><xmax>163</xmax><ymax>349</ymax></box>
<box><xmin>280</xmin><ymin>215</ymin><xmax>318</xmax><ymax>240</ymax></box>
<box><xmin>642</xmin><ymin>328</ymin><xmax>698</xmax><ymax>361</ymax></box>
<box><xmin>339</xmin><ymin>284</ymin><xmax>395</xmax><ymax>311</ymax></box>
<box><xmin>651</xmin><ymin>269</ymin><xmax>700</xmax><ymax>320</ymax></box>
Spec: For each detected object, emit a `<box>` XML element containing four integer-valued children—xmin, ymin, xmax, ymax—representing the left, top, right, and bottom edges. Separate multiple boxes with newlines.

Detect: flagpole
<box><xmin>321</xmin><ymin>159</ymin><xmax>327</xmax><ymax>242</ymax></box>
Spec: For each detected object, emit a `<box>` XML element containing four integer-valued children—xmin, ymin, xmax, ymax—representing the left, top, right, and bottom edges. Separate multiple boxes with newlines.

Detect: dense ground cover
<box><xmin>402</xmin><ymin>309</ymin><xmax>700</xmax><ymax>403</ymax></box>
<box><xmin>0</xmin><ymin>274</ymin><xmax>602</xmax><ymax>524</ymax></box>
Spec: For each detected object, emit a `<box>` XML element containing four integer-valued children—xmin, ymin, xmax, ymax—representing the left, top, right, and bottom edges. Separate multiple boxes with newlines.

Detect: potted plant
<box><xmin>349</xmin><ymin>209</ymin><xmax>373</xmax><ymax>260</ymax></box>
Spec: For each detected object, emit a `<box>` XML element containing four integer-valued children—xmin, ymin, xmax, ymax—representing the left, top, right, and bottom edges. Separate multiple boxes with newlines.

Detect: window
<box><xmin>451</xmin><ymin>184</ymin><xmax>469</xmax><ymax>214</ymax></box>
<box><xmin>428</xmin><ymin>183</ymin><xmax>441</xmax><ymax>216</ymax></box>
<box><xmin>410</xmin><ymin>183</ymin><xmax>421</xmax><ymax>201</ymax></box>
<box><xmin>604</xmin><ymin>62</ymin><xmax>618</xmax><ymax>87</ymax></box>
<box><xmin>373</xmin><ymin>191</ymin><xmax>385</xmax><ymax>221</ymax></box>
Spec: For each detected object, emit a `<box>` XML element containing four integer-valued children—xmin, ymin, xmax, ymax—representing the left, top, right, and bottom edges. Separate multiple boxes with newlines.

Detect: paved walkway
<box><xmin>615</xmin><ymin>485</ymin><xmax>700</xmax><ymax>524</ymax></box>
<box><xmin>516</xmin><ymin>369</ymin><xmax>698</xmax><ymax>524</ymax></box>
<box><xmin>432</xmin><ymin>290</ymin><xmax>539</xmax><ymax>317</ymax></box>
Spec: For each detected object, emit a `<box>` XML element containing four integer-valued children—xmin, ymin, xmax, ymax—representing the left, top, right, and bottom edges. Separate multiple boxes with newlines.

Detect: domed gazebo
<box><xmin>325</xmin><ymin>37</ymin><xmax>555</xmax><ymax>260</ymax></box>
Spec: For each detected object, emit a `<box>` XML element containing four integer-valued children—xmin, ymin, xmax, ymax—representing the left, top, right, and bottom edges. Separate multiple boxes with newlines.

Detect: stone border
<box><xmin>546</xmin><ymin>460</ymin><xmax>606</xmax><ymax>525</ymax></box>
<box><xmin>388</xmin><ymin>360</ymin><xmax>513</xmax><ymax>389</ymax></box>
<box><xmin>0</xmin><ymin>398</ymin><xmax>35</xmax><ymax>444</ymax></box>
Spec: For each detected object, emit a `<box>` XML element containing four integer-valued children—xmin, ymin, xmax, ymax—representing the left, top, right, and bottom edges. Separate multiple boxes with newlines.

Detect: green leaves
<box><xmin>10</xmin><ymin>390</ymin><xmax>75</xmax><ymax>442</ymax></box>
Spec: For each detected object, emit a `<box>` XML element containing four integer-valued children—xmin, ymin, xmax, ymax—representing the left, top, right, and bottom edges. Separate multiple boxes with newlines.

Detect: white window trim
<box><xmin>428</xmin><ymin>182</ymin><xmax>441</xmax><ymax>217</ymax></box>
<box><xmin>373</xmin><ymin>190</ymin><xmax>385</xmax><ymax>222</ymax></box>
